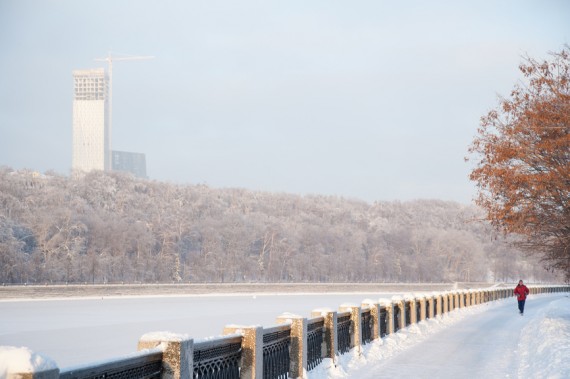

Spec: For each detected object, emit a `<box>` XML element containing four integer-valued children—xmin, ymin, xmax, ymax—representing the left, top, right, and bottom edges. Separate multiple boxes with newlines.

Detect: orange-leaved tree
<box><xmin>468</xmin><ymin>46</ymin><xmax>570</xmax><ymax>280</ymax></box>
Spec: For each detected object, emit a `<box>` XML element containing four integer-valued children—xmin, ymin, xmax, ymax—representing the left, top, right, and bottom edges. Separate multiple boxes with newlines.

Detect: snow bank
<box><xmin>0</xmin><ymin>346</ymin><xmax>57</xmax><ymax>377</ymax></box>
<box><xmin>139</xmin><ymin>331</ymin><xmax>190</xmax><ymax>342</ymax></box>
<box><xmin>517</xmin><ymin>296</ymin><xmax>570</xmax><ymax>378</ymax></box>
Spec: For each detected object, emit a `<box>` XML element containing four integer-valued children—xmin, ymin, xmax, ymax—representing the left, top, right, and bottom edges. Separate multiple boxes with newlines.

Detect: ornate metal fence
<box><xmin>393</xmin><ymin>305</ymin><xmax>401</xmax><ymax>332</ymax></box>
<box><xmin>193</xmin><ymin>335</ymin><xmax>242</xmax><ymax>379</ymax></box>
<box><xmin>361</xmin><ymin>310</ymin><xmax>372</xmax><ymax>345</ymax></box>
<box><xmin>59</xmin><ymin>349</ymin><xmax>163</xmax><ymax>379</ymax></box>
<box><xmin>415</xmin><ymin>300</ymin><xmax>421</xmax><ymax>322</ymax></box>
<box><xmin>405</xmin><ymin>301</ymin><xmax>412</xmax><ymax>326</ymax></box>
<box><xmin>307</xmin><ymin>318</ymin><xmax>324</xmax><ymax>370</ymax></box>
<box><xmin>262</xmin><ymin>325</ymin><xmax>290</xmax><ymax>379</ymax></box>
<box><xmin>379</xmin><ymin>307</ymin><xmax>388</xmax><ymax>337</ymax></box>
<box><xmin>337</xmin><ymin>312</ymin><xmax>351</xmax><ymax>354</ymax></box>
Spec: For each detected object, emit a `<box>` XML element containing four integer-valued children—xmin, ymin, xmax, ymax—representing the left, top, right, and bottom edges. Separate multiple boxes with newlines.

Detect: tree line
<box><xmin>0</xmin><ymin>167</ymin><xmax>560</xmax><ymax>284</ymax></box>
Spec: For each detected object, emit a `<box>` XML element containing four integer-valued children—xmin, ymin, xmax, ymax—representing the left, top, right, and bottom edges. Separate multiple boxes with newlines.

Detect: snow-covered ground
<box><xmin>311</xmin><ymin>293</ymin><xmax>570</xmax><ymax>379</ymax></box>
<box><xmin>0</xmin><ymin>291</ymin><xmax>568</xmax><ymax>378</ymax></box>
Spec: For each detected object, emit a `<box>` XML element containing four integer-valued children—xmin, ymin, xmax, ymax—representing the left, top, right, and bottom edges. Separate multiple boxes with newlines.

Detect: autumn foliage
<box><xmin>468</xmin><ymin>46</ymin><xmax>570</xmax><ymax>279</ymax></box>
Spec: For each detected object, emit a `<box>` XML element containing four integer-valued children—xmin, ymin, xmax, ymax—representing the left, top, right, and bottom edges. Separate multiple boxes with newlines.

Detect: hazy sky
<box><xmin>1</xmin><ymin>1</ymin><xmax>568</xmax><ymax>204</ymax></box>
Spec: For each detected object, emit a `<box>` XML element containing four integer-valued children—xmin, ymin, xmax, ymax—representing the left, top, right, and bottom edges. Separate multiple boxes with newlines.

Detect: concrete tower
<box><xmin>72</xmin><ymin>68</ymin><xmax>110</xmax><ymax>172</ymax></box>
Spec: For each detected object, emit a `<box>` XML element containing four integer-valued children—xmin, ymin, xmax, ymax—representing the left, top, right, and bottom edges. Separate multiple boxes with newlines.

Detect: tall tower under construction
<box><xmin>72</xmin><ymin>68</ymin><xmax>110</xmax><ymax>172</ymax></box>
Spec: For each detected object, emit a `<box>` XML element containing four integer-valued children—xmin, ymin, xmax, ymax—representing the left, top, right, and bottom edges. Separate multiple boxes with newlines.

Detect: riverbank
<box><xmin>0</xmin><ymin>282</ymin><xmax>501</xmax><ymax>300</ymax></box>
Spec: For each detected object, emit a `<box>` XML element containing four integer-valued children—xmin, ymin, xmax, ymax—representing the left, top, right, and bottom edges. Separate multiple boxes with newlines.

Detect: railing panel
<box><xmin>307</xmin><ymin>318</ymin><xmax>324</xmax><ymax>371</ymax></box>
<box><xmin>405</xmin><ymin>302</ymin><xmax>412</xmax><ymax>326</ymax></box>
<box><xmin>337</xmin><ymin>313</ymin><xmax>351</xmax><ymax>354</ymax></box>
<box><xmin>416</xmin><ymin>300</ymin><xmax>421</xmax><ymax>322</ymax></box>
<box><xmin>393</xmin><ymin>305</ymin><xmax>401</xmax><ymax>332</ymax></box>
<box><xmin>379</xmin><ymin>307</ymin><xmax>388</xmax><ymax>337</ymax></box>
<box><xmin>262</xmin><ymin>326</ymin><xmax>290</xmax><ymax>379</ymax></box>
<box><xmin>59</xmin><ymin>349</ymin><xmax>163</xmax><ymax>379</ymax></box>
<box><xmin>361</xmin><ymin>310</ymin><xmax>373</xmax><ymax>345</ymax></box>
<box><xmin>193</xmin><ymin>335</ymin><xmax>242</xmax><ymax>379</ymax></box>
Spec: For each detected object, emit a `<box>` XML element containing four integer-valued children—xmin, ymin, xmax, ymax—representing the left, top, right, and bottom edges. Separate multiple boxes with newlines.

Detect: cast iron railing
<box><xmin>405</xmin><ymin>301</ymin><xmax>412</xmax><ymax>326</ymax></box>
<box><xmin>59</xmin><ymin>349</ymin><xmax>163</xmax><ymax>379</ymax></box>
<box><xmin>307</xmin><ymin>318</ymin><xmax>324</xmax><ymax>370</ymax></box>
<box><xmin>361</xmin><ymin>310</ymin><xmax>372</xmax><ymax>344</ymax></box>
<box><xmin>262</xmin><ymin>325</ymin><xmax>290</xmax><ymax>379</ymax></box>
<box><xmin>416</xmin><ymin>300</ymin><xmax>421</xmax><ymax>323</ymax></box>
<box><xmin>379</xmin><ymin>307</ymin><xmax>387</xmax><ymax>337</ymax></box>
<box><xmin>337</xmin><ymin>312</ymin><xmax>351</xmax><ymax>354</ymax></box>
<box><xmin>393</xmin><ymin>305</ymin><xmax>401</xmax><ymax>332</ymax></box>
<box><xmin>193</xmin><ymin>335</ymin><xmax>242</xmax><ymax>379</ymax></box>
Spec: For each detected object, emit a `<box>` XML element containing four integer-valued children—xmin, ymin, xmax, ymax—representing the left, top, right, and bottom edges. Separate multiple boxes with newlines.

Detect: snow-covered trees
<box><xmin>0</xmin><ymin>167</ymin><xmax>560</xmax><ymax>284</ymax></box>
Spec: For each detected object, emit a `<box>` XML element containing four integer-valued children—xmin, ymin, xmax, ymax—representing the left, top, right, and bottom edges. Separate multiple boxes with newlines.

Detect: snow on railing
<box><xmin>5</xmin><ymin>285</ymin><xmax>569</xmax><ymax>379</ymax></box>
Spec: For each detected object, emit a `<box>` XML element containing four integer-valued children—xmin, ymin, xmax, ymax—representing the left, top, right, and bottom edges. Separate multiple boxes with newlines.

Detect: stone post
<box><xmin>361</xmin><ymin>300</ymin><xmax>381</xmax><ymax>340</ymax></box>
<box><xmin>223</xmin><ymin>326</ymin><xmax>263</xmax><ymax>379</ymax></box>
<box><xmin>7</xmin><ymin>370</ymin><xmax>60</xmax><ymax>379</ymax></box>
<box><xmin>435</xmin><ymin>293</ymin><xmax>442</xmax><ymax>316</ymax></box>
<box><xmin>442</xmin><ymin>292</ymin><xmax>449</xmax><ymax>314</ymax></box>
<box><xmin>138</xmin><ymin>332</ymin><xmax>193</xmax><ymax>379</ymax></box>
<box><xmin>311</xmin><ymin>309</ymin><xmax>337</xmax><ymax>364</ymax></box>
<box><xmin>411</xmin><ymin>299</ymin><xmax>418</xmax><ymax>324</ymax></box>
<box><xmin>339</xmin><ymin>305</ymin><xmax>362</xmax><ymax>354</ymax></box>
<box><xmin>277</xmin><ymin>314</ymin><xmax>307</xmax><ymax>379</ymax></box>
<box><xmin>3</xmin><ymin>347</ymin><xmax>59</xmax><ymax>379</ymax></box>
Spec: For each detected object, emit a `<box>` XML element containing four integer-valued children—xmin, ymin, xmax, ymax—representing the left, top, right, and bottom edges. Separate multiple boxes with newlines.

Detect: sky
<box><xmin>0</xmin><ymin>1</ymin><xmax>569</xmax><ymax>204</ymax></box>
<box><xmin>0</xmin><ymin>291</ymin><xmax>568</xmax><ymax>377</ymax></box>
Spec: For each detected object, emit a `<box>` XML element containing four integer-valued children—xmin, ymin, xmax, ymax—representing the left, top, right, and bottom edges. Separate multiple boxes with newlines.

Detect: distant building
<box><xmin>72</xmin><ymin>68</ymin><xmax>110</xmax><ymax>172</ymax></box>
<box><xmin>111</xmin><ymin>150</ymin><xmax>147</xmax><ymax>178</ymax></box>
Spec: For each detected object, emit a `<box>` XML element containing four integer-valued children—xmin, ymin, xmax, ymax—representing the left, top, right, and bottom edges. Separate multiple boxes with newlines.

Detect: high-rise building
<box><xmin>72</xmin><ymin>68</ymin><xmax>110</xmax><ymax>172</ymax></box>
<box><xmin>111</xmin><ymin>150</ymin><xmax>147</xmax><ymax>178</ymax></box>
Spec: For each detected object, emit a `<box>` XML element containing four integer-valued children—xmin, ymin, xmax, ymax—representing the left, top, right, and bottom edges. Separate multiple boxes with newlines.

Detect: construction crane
<box><xmin>94</xmin><ymin>52</ymin><xmax>154</xmax><ymax>170</ymax></box>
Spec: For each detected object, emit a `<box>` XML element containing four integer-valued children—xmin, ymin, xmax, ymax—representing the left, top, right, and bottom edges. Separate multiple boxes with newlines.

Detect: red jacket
<box><xmin>514</xmin><ymin>284</ymin><xmax>529</xmax><ymax>301</ymax></box>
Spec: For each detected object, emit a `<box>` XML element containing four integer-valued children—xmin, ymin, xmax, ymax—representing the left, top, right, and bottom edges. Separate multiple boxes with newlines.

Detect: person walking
<box><xmin>513</xmin><ymin>280</ymin><xmax>530</xmax><ymax>315</ymax></box>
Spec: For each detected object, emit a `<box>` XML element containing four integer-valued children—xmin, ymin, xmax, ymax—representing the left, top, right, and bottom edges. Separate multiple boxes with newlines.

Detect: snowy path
<box><xmin>362</xmin><ymin>298</ymin><xmax>532</xmax><ymax>378</ymax></box>
<box><xmin>315</xmin><ymin>294</ymin><xmax>570</xmax><ymax>379</ymax></box>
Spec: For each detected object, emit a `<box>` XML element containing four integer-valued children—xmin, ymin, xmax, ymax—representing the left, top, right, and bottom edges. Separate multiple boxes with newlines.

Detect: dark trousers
<box><xmin>518</xmin><ymin>299</ymin><xmax>526</xmax><ymax>314</ymax></box>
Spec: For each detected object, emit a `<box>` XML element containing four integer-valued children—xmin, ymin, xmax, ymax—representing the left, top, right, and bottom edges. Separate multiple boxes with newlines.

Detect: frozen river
<box><xmin>0</xmin><ymin>291</ymin><xmax>401</xmax><ymax>368</ymax></box>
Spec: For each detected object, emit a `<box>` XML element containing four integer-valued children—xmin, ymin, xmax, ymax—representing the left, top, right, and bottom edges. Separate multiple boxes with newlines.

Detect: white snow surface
<box><xmin>0</xmin><ymin>292</ymin><xmax>568</xmax><ymax>378</ymax></box>
<box><xmin>0</xmin><ymin>346</ymin><xmax>57</xmax><ymax>377</ymax></box>
<box><xmin>311</xmin><ymin>294</ymin><xmax>570</xmax><ymax>379</ymax></box>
